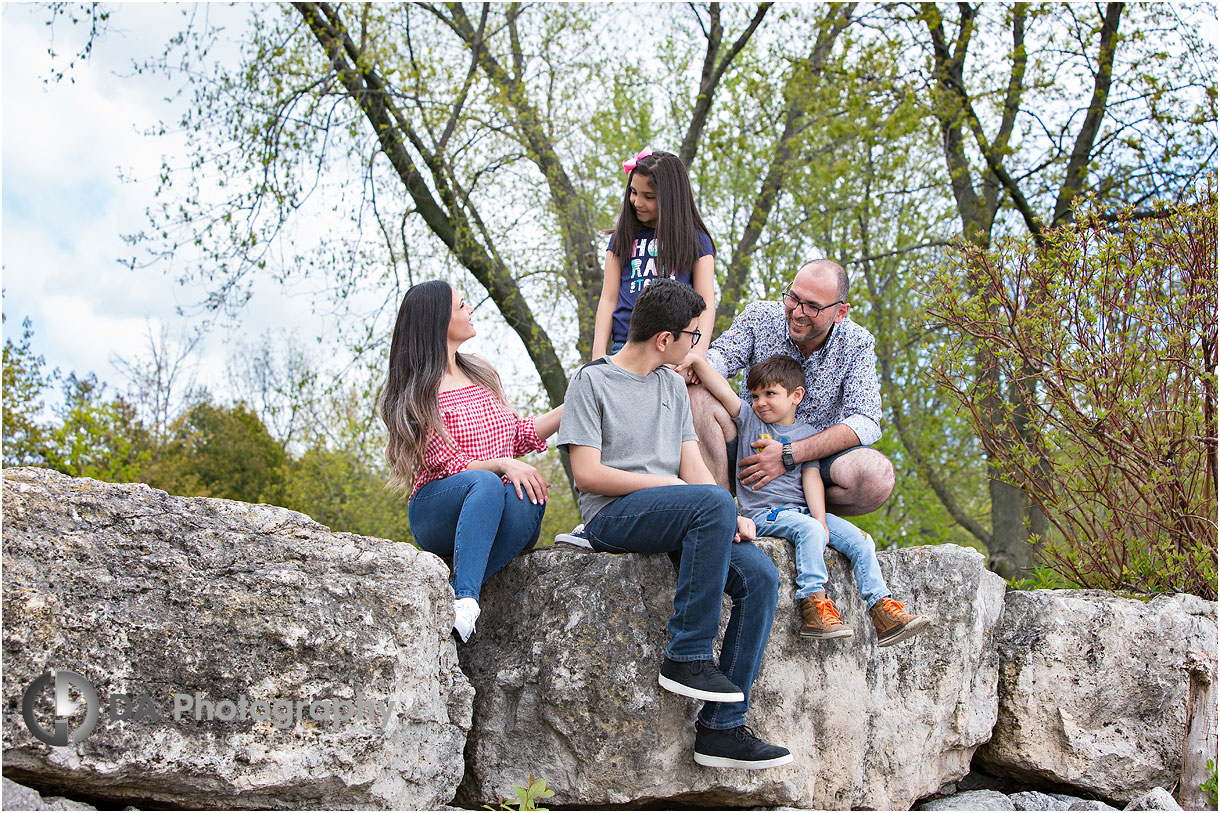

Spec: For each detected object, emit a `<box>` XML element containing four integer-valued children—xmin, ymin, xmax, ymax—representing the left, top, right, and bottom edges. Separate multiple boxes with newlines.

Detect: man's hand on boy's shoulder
<box><xmin>740</xmin><ymin>436</ymin><xmax>785</xmax><ymax>490</ymax></box>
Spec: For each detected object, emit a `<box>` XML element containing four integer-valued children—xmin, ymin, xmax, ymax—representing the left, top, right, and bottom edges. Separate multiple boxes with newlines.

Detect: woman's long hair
<box><xmin>378</xmin><ymin>280</ymin><xmax>506</xmax><ymax>494</ymax></box>
<box><xmin>611</xmin><ymin>150</ymin><xmax>715</xmax><ymax>279</ymax></box>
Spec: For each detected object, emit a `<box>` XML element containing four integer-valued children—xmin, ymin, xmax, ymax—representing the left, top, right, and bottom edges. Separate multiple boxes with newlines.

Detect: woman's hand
<box><xmin>500</xmin><ymin>458</ymin><xmax>551</xmax><ymax>504</ymax></box>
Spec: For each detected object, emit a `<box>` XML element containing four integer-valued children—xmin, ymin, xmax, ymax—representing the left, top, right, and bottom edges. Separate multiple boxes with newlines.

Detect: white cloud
<box><xmin>1</xmin><ymin>3</ymin><xmax>346</xmax><ymax>404</ymax></box>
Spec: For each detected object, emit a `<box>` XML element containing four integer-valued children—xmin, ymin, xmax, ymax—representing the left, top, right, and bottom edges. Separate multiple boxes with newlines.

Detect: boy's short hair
<box><xmin>746</xmin><ymin>354</ymin><xmax>806</xmax><ymax>395</ymax></box>
<box><xmin>627</xmin><ymin>278</ymin><xmax>706</xmax><ymax>343</ymax></box>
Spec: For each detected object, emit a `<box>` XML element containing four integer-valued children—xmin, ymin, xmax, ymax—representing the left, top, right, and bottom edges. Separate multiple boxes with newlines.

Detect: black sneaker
<box><xmin>658</xmin><ymin>658</ymin><xmax>745</xmax><ymax>702</ymax></box>
<box><xmin>693</xmin><ymin>722</ymin><xmax>793</xmax><ymax>769</ymax></box>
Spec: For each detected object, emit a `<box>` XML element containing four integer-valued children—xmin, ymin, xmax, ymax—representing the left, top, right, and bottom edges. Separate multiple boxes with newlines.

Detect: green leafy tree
<box><xmin>272</xmin><ymin>379</ymin><xmax>414</xmax><ymax>541</ymax></box>
<box><xmin>43</xmin><ymin>373</ymin><xmax>152</xmax><ymax>483</ymax></box>
<box><xmin>3</xmin><ymin>316</ymin><xmax>54</xmax><ymax>466</ymax></box>
<box><xmin>150</xmin><ymin>399</ymin><xmax>287</xmax><ymax>503</ymax></box>
<box><xmin>905</xmin><ymin>2</ymin><xmax>1216</xmax><ymax>577</ymax></box>
<box><xmin>277</xmin><ymin>445</ymin><xmax>413</xmax><ymax>542</ymax></box>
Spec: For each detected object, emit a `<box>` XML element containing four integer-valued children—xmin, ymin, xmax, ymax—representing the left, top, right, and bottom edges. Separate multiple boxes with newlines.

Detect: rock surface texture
<box><xmin>457</xmin><ymin>538</ymin><xmax>1005</xmax><ymax>810</ymax></box>
<box><xmin>915</xmin><ymin>788</ymin><xmax>1017</xmax><ymax>810</ymax></box>
<box><xmin>976</xmin><ymin>589</ymin><xmax>1219</xmax><ymax>806</ymax></box>
<box><xmin>2</xmin><ymin>467</ymin><xmax>473</xmax><ymax>810</ymax></box>
<box><xmin>1</xmin><ymin>776</ymin><xmax>97</xmax><ymax>810</ymax></box>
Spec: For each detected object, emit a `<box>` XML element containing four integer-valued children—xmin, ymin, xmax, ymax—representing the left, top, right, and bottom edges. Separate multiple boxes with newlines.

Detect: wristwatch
<box><xmin>781</xmin><ymin>442</ymin><xmax>796</xmax><ymax>471</ymax></box>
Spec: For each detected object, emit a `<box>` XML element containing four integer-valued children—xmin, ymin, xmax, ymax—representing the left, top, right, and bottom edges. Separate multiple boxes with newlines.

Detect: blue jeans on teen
<box><xmin>584</xmin><ymin>484</ymin><xmax>779</xmax><ymax>730</ymax></box>
<box><xmin>750</xmin><ymin>507</ymin><xmax>889</xmax><ymax>609</ymax></box>
<box><xmin>408</xmin><ymin>469</ymin><xmax>545</xmax><ymax>601</ymax></box>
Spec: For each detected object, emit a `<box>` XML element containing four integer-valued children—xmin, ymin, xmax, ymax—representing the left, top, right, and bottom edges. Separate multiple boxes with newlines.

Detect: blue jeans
<box><xmin>585</xmin><ymin>484</ymin><xmax>779</xmax><ymax>729</ymax></box>
<box><xmin>408</xmin><ymin>469</ymin><xmax>545</xmax><ymax>601</ymax></box>
<box><xmin>750</xmin><ymin>507</ymin><xmax>889</xmax><ymax>608</ymax></box>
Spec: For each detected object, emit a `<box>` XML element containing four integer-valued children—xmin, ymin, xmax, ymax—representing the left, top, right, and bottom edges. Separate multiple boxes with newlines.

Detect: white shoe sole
<box><xmin>554</xmin><ymin>533</ymin><xmax>593</xmax><ymax>549</ymax></box>
<box><xmin>800</xmin><ymin>628</ymin><xmax>854</xmax><ymax>639</ymax></box>
<box><xmin>694</xmin><ymin>751</ymin><xmax>794</xmax><ymax>769</ymax></box>
<box><xmin>877</xmin><ymin>615</ymin><xmax>930</xmax><ymax>647</ymax></box>
<box><xmin>658</xmin><ymin>674</ymin><xmax>745</xmax><ymax>703</ymax></box>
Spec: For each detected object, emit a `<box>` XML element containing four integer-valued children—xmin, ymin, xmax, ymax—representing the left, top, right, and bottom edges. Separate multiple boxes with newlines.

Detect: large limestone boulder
<box><xmin>976</xmin><ymin>589</ymin><xmax>1218</xmax><ymax>805</ymax></box>
<box><xmin>457</xmin><ymin>538</ymin><xmax>1005</xmax><ymax>810</ymax></box>
<box><xmin>2</xmin><ymin>467</ymin><xmax>473</xmax><ymax>810</ymax></box>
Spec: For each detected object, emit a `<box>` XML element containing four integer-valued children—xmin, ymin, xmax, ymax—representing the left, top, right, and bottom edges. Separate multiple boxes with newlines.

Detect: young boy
<box><xmin>557</xmin><ymin>279</ymin><xmax>792</xmax><ymax>769</ymax></box>
<box><xmin>683</xmin><ymin>352</ymin><xmax>930</xmax><ymax>646</ymax></box>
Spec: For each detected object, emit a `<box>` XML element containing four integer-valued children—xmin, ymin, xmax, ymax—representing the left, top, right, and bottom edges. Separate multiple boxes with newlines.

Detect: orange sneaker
<box><xmin>869</xmin><ymin>597</ymin><xmax>929</xmax><ymax>647</ymax></box>
<box><xmin>799</xmin><ymin>596</ymin><xmax>853</xmax><ymax>639</ymax></box>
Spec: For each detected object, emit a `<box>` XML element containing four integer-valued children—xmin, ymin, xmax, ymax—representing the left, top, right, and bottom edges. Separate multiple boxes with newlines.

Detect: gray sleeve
<box><xmin>557</xmin><ymin>369</ymin><xmax>603</xmax><ymax>452</ymax></box>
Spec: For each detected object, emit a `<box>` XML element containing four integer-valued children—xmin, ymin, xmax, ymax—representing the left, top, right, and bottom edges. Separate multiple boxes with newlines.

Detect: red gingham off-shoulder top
<box><xmin>410</xmin><ymin>384</ymin><xmax>547</xmax><ymax>499</ymax></box>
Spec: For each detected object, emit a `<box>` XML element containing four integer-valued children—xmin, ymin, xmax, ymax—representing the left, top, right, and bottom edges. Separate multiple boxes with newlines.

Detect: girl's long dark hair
<box><xmin>378</xmin><ymin>280</ymin><xmax>505</xmax><ymax>494</ymax></box>
<box><xmin>611</xmin><ymin>150</ymin><xmax>715</xmax><ymax>278</ymax></box>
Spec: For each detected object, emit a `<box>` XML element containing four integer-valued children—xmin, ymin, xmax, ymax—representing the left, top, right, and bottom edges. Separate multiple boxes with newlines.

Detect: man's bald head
<box><xmin>795</xmin><ymin>259</ymin><xmax>848</xmax><ymax>302</ymax></box>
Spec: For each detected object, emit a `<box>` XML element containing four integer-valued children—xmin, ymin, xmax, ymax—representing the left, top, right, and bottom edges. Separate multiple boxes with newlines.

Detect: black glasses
<box><xmin>674</xmin><ymin>328</ymin><xmax>703</xmax><ymax>347</ymax></box>
<box><xmin>784</xmin><ymin>289</ymin><xmax>844</xmax><ymax>318</ymax></box>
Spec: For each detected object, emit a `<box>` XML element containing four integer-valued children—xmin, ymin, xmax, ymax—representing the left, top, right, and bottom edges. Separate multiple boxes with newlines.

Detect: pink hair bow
<box><xmin>622</xmin><ymin>146</ymin><xmax>653</xmax><ymax>176</ymax></box>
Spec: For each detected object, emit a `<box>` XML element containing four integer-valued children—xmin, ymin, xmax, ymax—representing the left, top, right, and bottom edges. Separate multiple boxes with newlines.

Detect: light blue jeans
<box><xmin>749</xmin><ymin>507</ymin><xmax>889</xmax><ymax>608</ymax></box>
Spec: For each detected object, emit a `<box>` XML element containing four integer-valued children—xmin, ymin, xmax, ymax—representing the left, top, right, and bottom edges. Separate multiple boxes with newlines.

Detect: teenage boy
<box><xmin>682</xmin><ymin>352</ymin><xmax>930</xmax><ymax>646</ymax></box>
<box><xmin>557</xmin><ymin>278</ymin><xmax>791</xmax><ymax>770</ymax></box>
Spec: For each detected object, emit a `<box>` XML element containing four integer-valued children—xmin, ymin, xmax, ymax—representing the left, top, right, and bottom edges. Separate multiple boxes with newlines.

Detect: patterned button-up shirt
<box><xmin>706</xmin><ymin>301</ymin><xmax>882</xmax><ymax>446</ymax></box>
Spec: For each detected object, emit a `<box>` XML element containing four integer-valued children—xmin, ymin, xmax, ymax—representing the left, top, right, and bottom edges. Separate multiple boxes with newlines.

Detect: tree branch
<box><xmin>679</xmin><ymin>2</ymin><xmax>772</xmax><ymax>167</ymax></box>
<box><xmin>715</xmin><ymin>3</ymin><xmax>854</xmax><ymax>330</ymax></box>
<box><xmin>292</xmin><ymin>1</ymin><xmax>568</xmax><ymax>407</ymax></box>
<box><xmin>1052</xmin><ymin>2</ymin><xmax>1124</xmax><ymax>226</ymax></box>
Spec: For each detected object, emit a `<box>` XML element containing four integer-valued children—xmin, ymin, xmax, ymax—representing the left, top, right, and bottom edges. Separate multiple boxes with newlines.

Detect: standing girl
<box><xmin>592</xmin><ymin>147</ymin><xmax>717</xmax><ymax>358</ymax></box>
<box><xmin>379</xmin><ymin>280</ymin><xmax>563</xmax><ymax>642</ymax></box>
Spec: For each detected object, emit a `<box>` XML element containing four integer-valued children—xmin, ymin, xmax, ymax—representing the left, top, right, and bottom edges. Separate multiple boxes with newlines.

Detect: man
<box><xmin>558</xmin><ymin>278</ymin><xmax>791</xmax><ymax>770</ymax></box>
<box><xmin>686</xmin><ymin>259</ymin><xmax>895</xmax><ymax>516</ymax></box>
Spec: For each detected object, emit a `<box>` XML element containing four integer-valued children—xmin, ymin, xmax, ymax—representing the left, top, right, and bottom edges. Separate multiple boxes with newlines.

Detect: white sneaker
<box><xmin>453</xmin><ymin>597</ymin><xmax>481</xmax><ymax>643</ymax></box>
<box><xmin>554</xmin><ymin>523</ymin><xmax>592</xmax><ymax>549</ymax></box>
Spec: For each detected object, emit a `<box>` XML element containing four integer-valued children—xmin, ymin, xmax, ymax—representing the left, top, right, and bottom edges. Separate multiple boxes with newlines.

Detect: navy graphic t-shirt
<box><xmin>607</xmin><ymin>227</ymin><xmax>714</xmax><ymax>344</ymax></box>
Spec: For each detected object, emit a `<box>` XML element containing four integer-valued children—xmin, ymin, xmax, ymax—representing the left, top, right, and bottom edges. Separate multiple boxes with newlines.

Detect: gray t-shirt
<box><xmin>733</xmin><ymin>394</ymin><xmax>818</xmax><ymax>515</ymax></box>
<box><xmin>557</xmin><ymin>357</ymin><xmax>698</xmax><ymax>522</ymax></box>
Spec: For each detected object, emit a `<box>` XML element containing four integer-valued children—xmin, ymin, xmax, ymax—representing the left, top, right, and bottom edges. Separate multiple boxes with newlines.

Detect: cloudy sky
<box><xmin>2</xmin><ymin>3</ymin><xmax>469</xmax><ymax>413</ymax></box>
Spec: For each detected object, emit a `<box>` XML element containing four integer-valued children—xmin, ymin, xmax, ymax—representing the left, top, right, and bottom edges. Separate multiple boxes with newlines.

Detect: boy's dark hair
<box><xmin>627</xmin><ymin>278</ymin><xmax>706</xmax><ymax>343</ymax></box>
<box><xmin>746</xmin><ymin>354</ymin><xmax>806</xmax><ymax>395</ymax></box>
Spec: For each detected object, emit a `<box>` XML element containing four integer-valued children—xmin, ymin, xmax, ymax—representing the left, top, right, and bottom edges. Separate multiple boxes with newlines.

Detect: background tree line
<box><xmin>2</xmin><ymin>317</ymin><xmax>418</xmax><ymax>544</ymax></box>
<box><xmin>9</xmin><ymin>2</ymin><xmax>1216</xmax><ymax>595</ymax></box>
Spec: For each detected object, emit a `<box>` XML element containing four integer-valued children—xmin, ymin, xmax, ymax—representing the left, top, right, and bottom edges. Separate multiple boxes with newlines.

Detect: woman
<box><xmin>379</xmin><ymin>280</ymin><xmax>563</xmax><ymax>642</ymax></box>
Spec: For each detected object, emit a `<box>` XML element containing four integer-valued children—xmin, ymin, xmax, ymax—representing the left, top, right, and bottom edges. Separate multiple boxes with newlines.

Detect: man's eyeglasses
<box><xmin>784</xmin><ymin>290</ymin><xmax>844</xmax><ymax>318</ymax></box>
<box><xmin>674</xmin><ymin>328</ymin><xmax>703</xmax><ymax>347</ymax></box>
